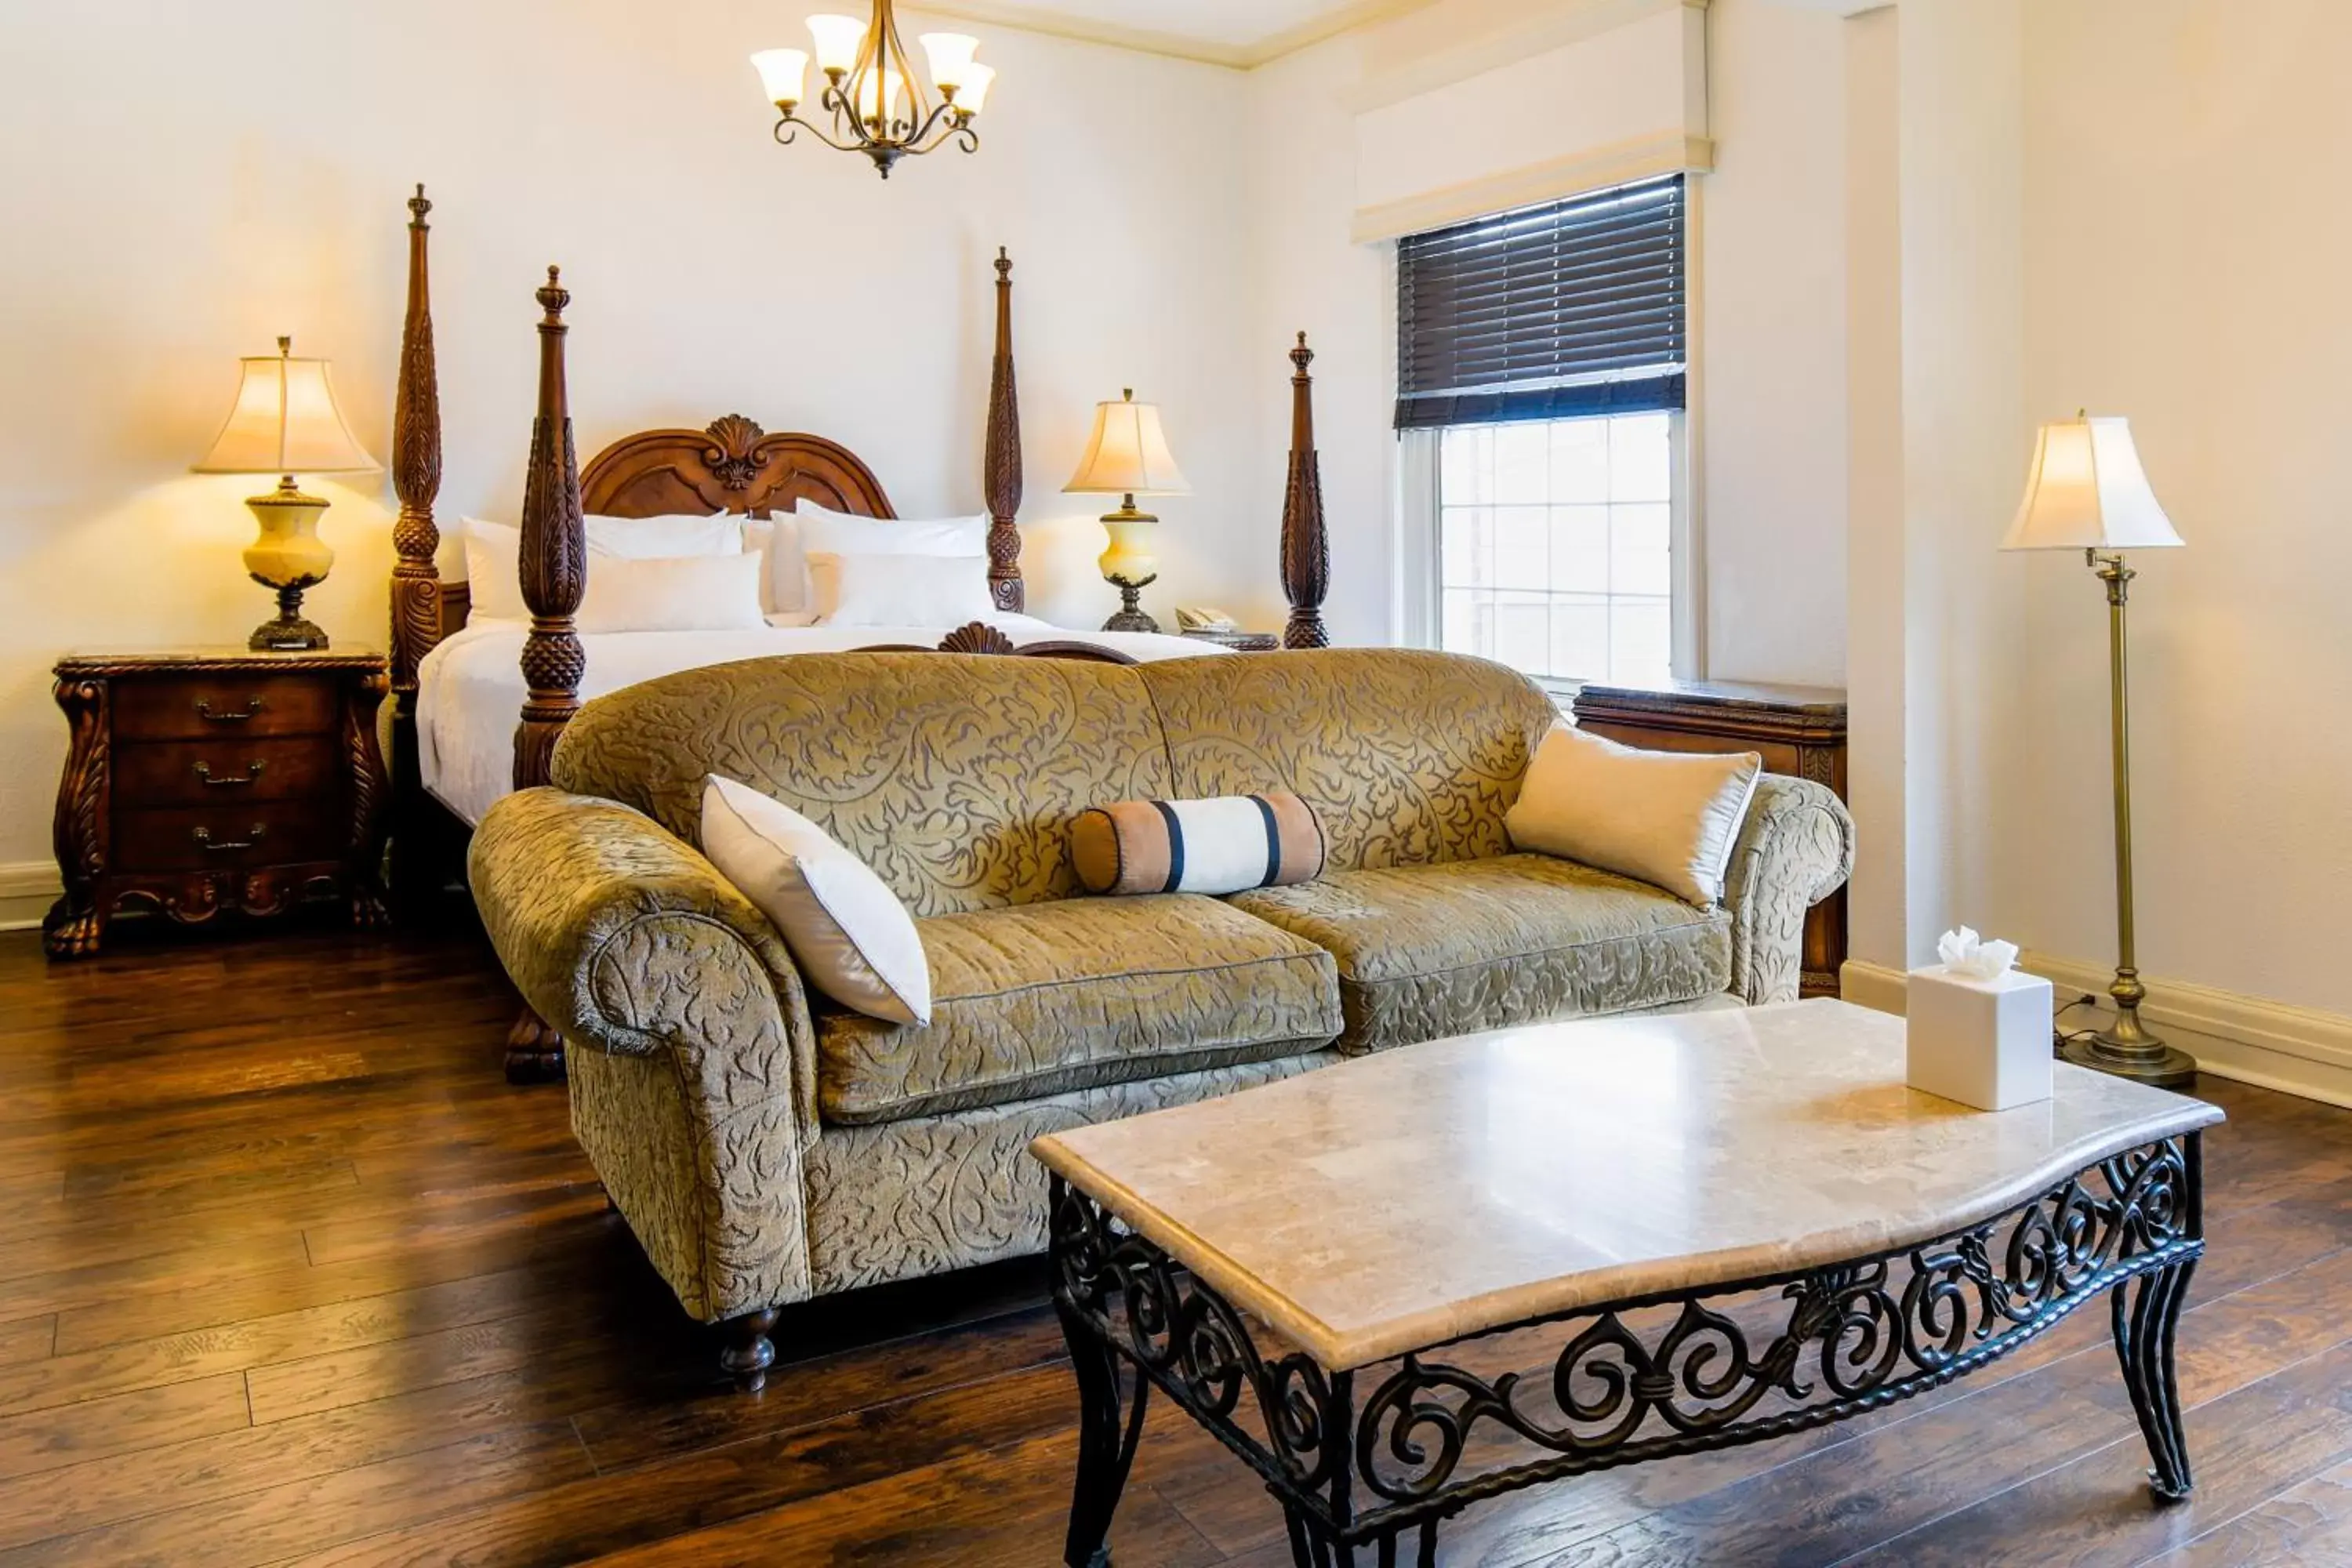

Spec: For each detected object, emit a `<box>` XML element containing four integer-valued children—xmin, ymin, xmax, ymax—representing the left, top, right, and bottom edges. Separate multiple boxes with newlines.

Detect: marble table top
<box><xmin>1030</xmin><ymin>998</ymin><xmax>2223</xmax><ymax>1370</ymax></box>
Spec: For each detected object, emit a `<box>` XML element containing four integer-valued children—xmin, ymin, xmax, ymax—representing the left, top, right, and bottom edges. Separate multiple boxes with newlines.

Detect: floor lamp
<box><xmin>2001</xmin><ymin>415</ymin><xmax>2195</xmax><ymax>1087</ymax></box>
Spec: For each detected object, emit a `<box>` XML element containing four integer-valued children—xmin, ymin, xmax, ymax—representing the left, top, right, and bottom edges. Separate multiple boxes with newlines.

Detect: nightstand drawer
<box><xmin>111</xmin><ymin>674</ymin><xmax>342</xmax><ymax>740</ymax></box>
<box><xmin>112</xmin><ymin>738</ymin><xmax>339</xmax><ymax>807</ymax></box>
<box><xmin>111</xmin><ymin>804</ymin><xmax>344</xmax><ymax>873</ymax></box>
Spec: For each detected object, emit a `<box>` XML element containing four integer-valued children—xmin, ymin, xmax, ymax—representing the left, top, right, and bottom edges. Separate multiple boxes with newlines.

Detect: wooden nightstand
<box><xmin>1179</xmin><ymin>627</ymin><xmax>1281</xmax><ymax>652</ymax></box>
<box><xmin>45</xmin><ymin>648</ymin><xmax>390</xmax><ymax>958</ymax></box>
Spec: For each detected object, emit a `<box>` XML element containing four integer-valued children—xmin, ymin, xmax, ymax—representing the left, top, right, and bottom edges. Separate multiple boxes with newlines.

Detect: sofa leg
<box><xmin>505</xmin><ymin>1002</ymin><xmax>566</xmax><ymax>1084</ymax></box>
<box><xmin>720</xmin><ymin>1308</ymin><xmax>779</xmax><ymax>1394</ymax></box>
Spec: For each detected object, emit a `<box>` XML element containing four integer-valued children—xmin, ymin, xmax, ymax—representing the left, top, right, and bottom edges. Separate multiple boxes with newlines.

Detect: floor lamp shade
<box><xmin>191</xmin><ymin>338</ymin><xmax>379</xmax><ymax>651</ymax></box>
<box><xmin>2001</xmin><ymin>416</ymin><xmax>2183</xmax><ymax>554</ymax></box>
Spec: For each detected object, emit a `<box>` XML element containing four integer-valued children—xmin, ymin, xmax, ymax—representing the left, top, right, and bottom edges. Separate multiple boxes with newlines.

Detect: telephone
<box><xmin>1175</xmin><ymin>606</ymin><xmax>1240</xmax><ymax>634</ymax></box>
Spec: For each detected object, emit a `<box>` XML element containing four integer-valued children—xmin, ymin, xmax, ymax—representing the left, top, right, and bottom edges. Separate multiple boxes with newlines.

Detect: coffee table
<box><xmin>1029</xmin><ymin>998</ymin><xmax>2220</xmax><ymax>1568</ymax></box>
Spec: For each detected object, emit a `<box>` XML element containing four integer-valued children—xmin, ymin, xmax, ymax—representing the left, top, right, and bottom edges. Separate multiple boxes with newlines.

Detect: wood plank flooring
<box><xmin>1</xmin><ymin>913</ymin><xmax>2348</xmax><ymax>1565</ymax></box>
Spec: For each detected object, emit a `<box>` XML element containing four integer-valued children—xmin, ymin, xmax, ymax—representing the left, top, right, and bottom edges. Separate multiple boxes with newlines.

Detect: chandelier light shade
<box><xmin>752</xmin><ymin>2</ymin><xmax>996</xmax><ymax>178</ymax></box>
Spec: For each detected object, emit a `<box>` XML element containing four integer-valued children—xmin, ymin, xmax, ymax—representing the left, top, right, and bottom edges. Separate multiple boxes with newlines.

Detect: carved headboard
<box><xmin>579</xmin><ymin>415</ymin><xmax>894</xmax><ymax>521</ymax></box>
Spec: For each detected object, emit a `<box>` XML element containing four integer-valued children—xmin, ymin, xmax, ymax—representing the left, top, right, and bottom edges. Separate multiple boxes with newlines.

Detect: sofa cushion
<box><xmin>815</xmin><ymin>895</ymin><xmax>1341</xmax><ymax>1126</ymax></box>
<box><xmin>1228</xmin><ymin>854</ymin><xmax>1730</xmax><ymax>1054</ymax></box>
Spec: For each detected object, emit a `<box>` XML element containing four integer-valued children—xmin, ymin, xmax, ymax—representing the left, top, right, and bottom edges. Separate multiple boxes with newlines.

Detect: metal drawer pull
<box><xmin>192</xmin><ymin>824</ymin><xmax>267</xmax><ymax>852</ymax></box>
<box><xmin>194</xmin><ymin>760</ymin><xmax>267</xmax><ymax>788</ymax></box>
<box><xmin>194</xmin><ymin>696</ymin><xmax>266</xmax><ymax>723</ymax></box>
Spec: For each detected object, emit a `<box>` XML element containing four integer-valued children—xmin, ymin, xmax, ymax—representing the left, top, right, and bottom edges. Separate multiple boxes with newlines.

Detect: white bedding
<box><xmin>416</xmin><ymin>613</ymin><xmax>1227</xmax><ymax>826</ymax></box>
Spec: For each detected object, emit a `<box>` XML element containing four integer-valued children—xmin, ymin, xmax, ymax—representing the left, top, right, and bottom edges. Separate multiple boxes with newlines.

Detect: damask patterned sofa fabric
<box><xmin>1229</xmin><ymin>854</ymin><xmax>1732</xmax><ymax>1054</ymax></box>
<box><xmin>814</xmin><ymin>895</ymin><xmax>1341</xmax><ymax>1126</ymax></box>
<box><xmin>1138</xmin><ymin>649</ymin><xmax>1559</xmax><ymax>873</ymax></box>
<box><xmin>550</xmin><ymin>653</ymin><xmax>1176</xmax><ymax>917</ymax></box>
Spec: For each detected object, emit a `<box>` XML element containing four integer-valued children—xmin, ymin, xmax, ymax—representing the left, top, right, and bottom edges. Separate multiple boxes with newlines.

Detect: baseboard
<box><xmin>1839</xmin><ymin>954</ymin><xmax>2352</xmax><ymax>1111</ymax></box>
<box><xmin>0</xmin><ymin>861</ymin><xmax>60</xmax><ymax>934</ymax></box>
<box><xmin>1837</xmin><ymin>958</ymin><xmax>1910</xmax><ymax>1018</ymax></box>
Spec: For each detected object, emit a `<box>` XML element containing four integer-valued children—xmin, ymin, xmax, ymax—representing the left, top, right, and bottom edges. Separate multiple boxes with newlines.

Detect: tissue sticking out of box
<box><xmin>1936</xmin><ymin>927</ymin><xmax>2020</xmax><ymax>981</ymax></box>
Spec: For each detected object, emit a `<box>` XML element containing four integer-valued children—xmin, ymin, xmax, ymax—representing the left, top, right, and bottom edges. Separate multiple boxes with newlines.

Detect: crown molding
<box><xmin>908</xmin><ymin>0</ymin><xmax>1440</xmax><ymax>70</ymax></box>
<box><xmin>1343</xmin><ymin>0</ymin><xmax>1708</xmax><ymax>114</ymax></box>
<box><xmin>1351</xmin><ymin>129</ymin><xmax>1714</xmax><ymax>243</ymax></box>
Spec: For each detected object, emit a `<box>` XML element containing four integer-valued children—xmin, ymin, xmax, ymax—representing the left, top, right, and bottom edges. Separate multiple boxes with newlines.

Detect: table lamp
<box><xmin>1064</xmin><ymin>389</ymin><xmax>1189</xmax><ymax>633</ymax></box>
<box><xmin>2001</xmin><ymin>413</ymin><xmax>2193</xmax><ymax>1087</ymax></box>
<box><xmin>192</xmin><ymin>336</ymin><xmax>380</xmax><ymax>651</ymax></box>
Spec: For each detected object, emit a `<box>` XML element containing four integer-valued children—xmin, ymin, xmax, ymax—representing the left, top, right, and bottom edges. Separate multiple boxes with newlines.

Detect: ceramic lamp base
<box><xmin>242</xmin><ymin>478</ymin><xmax>336</xmax><ymax>653</ymax></box>
<box><xmin>1102</xmin><ymin>575</ymin><xmax>1159</xmax><ymax>634</ymax></box>
<box><xmin>249</xmin><ymin>582</ymin><xmax>328</xmax><ymax>652</ymax></box>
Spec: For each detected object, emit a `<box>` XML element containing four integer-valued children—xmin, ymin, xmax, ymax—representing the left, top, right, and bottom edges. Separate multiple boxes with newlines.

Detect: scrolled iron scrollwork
<box><xmin>1352</xmin><ymin>1140</ymin><xmax>2196</xmax><ymax>1507</ymax></box>
<box><xmin>1050</xmin><ymin>1137</ymin><xmax>2201</xmax><ymax>1559</ymax></box>
<box><xmin>1049</xmin><ymin>1178</ymin><xmax>1341</xmax><ymax>1493</ymax></box>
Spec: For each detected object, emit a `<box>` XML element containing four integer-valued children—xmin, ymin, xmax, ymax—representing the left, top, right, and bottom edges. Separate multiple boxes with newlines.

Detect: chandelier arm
<box><xmin>900</xmin><ymin>99</ymin><xmax>967</xmax><ymax>154</ymax></box>
<box><xmin>776</xmin><ymin>111</ymin><xmax>877</xmax><ymax>157</ymax></box>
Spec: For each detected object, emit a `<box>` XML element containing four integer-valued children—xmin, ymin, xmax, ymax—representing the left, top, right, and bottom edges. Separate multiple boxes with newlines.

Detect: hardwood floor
<box><xmin>2</xmin><ymin>914</ymin><xmax>2349</xmax><ymax>1565</ymax></box>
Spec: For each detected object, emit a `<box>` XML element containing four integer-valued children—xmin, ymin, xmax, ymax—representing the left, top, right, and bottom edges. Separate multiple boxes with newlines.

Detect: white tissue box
<box><xmin>1906</xmin><ymin>964</ymin><xmax>2055</xmax><ymax>1110</ymax></box>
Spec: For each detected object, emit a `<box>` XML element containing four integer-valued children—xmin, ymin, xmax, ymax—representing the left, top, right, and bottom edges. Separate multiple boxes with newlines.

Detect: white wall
<box><xmin>0</xmin><ymin>0</ymin><xmax>1255</xmax><ymax>879</ymax></box>
<box><xmin>2013</xmin><ymin>0</ymin><xmax>2352</xmax><ymax>1014</ymax></box>
<box><xmin>1242</xmin><ymin>0</ymin><xmax>1853</xmax><ymax>685</ymax></box>
<box><xmin>1694</xmin><ymin>0</ymin><xmax>1849</xmax><ymax>684</ymax></box>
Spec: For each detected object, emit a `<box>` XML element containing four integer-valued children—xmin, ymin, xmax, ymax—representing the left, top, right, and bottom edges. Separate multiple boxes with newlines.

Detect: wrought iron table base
<box><xmin>1048</xmin><ymin>1134</ymin><xmax>2202</xmax><ymax>1566</ymax></box>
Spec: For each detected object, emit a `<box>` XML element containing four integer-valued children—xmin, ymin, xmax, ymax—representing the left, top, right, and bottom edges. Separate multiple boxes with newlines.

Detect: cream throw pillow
<box><xmin>1504</xmin><ymin>724</ymin><xmax>1762</xmax><ymax>906</ymax></box>
<box><xmin>700</xmin><ymin>775</ymin><xmax>931</xmax><ymax>1025</ymax></box>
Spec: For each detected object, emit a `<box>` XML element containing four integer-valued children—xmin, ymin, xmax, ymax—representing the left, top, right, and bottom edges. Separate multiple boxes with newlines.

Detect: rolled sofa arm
<box><xmin>1720</xmin><ymin>775</ymin><xmax>1856</xmax><ymax>1006</ymax></box>
<box><xmin>469</xmin><ymin>787</ymin><xmax>818</xmax><ymax>1319</ymax></box>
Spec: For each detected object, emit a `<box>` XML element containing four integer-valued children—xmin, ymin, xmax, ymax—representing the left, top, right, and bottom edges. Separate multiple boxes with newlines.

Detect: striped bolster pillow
<box><xmin>1070</xmin><ymin>792</ymin><xmax>1325</xmax><ymax>897</ymax></box>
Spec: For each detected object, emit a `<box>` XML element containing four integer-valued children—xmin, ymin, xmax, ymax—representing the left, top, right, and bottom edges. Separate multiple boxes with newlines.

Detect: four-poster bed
<box><xmin>381</xmin><ymin>186</ymin><xmax>1334</xmax><ymax>1080</ymax></box>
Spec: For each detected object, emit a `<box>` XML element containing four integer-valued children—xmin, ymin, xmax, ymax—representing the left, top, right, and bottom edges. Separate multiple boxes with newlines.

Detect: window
<box><xmin>1436</xmin><ymin>413</ymin><xmax>1677</xmax><ymax>688</ymax></box>
<box><xmin>1397</xmin><ymin>176</ymin><xmax>1691</xmax><ymax>686</ymax></box>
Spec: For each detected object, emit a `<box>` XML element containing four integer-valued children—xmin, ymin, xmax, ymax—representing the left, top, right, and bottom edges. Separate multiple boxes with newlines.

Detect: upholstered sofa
<box><xmin>469</xmin><ymin>649</ymin><xmax>1853</xmax><ymax>1384</ymax></box>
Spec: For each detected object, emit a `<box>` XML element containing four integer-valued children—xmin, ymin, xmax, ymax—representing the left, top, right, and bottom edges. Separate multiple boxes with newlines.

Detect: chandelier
<box><xmin>751</xmin><ymin>3</ymin><xmax>996</xmax><ymax>179</ymax></box>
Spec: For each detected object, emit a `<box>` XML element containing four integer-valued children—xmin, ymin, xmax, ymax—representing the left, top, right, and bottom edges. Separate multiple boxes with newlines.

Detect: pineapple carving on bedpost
<box><xmin>1281</xmin><ymin>332</ymin><xmax>1331</xmax><ymax>649</ymax></box>
<box><xmin>507</xmin><ymin>265</ymin><xmax>586</xmax><ymax>1084</ymax></box>
<box><xmin>387</xmin><ymin>184</ymin><xmax>444</xmax><ymax>915</ymax></box>
<box><xmin>985</xmin><ymin>248</ymin><xmax>1024</xmax><ymax>612</ymax></box>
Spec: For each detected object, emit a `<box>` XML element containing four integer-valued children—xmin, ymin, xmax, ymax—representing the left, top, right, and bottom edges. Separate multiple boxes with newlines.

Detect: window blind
<box><xmin>1396</xmin><ymin>175</ymin><xmax>1686</xmax><ymax>430</ymax></box>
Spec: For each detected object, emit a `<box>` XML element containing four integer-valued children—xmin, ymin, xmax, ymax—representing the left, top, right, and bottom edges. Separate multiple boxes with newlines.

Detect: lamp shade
<box><xmin>192</xmin><ymin>339</ymin><xmax>378</xmax><ymax>477</ymax></box>
<box><xmin>2001</xmin><ymin>415</ymin><xmax>2182</xmax><ymax>552</ymax></box>
<box><xmin>1065</xmin><ymin>390</ymin><xmax>1189</xmax><ymax>497</ymax></box>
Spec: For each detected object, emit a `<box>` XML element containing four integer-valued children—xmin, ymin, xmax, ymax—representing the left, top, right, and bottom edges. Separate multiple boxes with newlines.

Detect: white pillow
<box><xmin>1504</xmin><ymin>723</ymin><xmax>1762</xmax><ymax>906</ymax></box>
<box><xmin>460</xmin><ymin>518</ymin><xmax>533</xmax><ymax>622</ymax></box>
<box><xmin>586</xmin><ymin>511</ymin><xmax>743</xmax><ymax>559</ymax></box>
<box><xmin>575</xmin><ymin>553</ymin><xmax>767</xmax><ymax>633</ymax></box>
<box><xmin>459</xmin><ymin>514</ymin><xmax>742</xmax><ymax>622</ymax></box>
<box><xmin>797</xmin><ymin>503</ymin><xmax>989</xmax><ymax>561</ymax></box>
<box><xmin>741</xmin><ymin>515</ymin><xmax>808</xmax><ymax>615</ymax></box>
<box><xmin>809</xmin><ymin>552</ymin><xmax>994</xmax><ymax>626</ymax></box>
<box><xmin>700</xmin><ymin>774</ymin><xmax>931</xmax><ymax>1025</ymax></box>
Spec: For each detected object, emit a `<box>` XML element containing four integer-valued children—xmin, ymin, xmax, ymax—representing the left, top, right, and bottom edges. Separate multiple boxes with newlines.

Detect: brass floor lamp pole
<box><xmin>2067</xmin><ymin>552</ymin><xmax>2195</xmax><ymax>1087</ymax></box>
<box><xmin>2002</xmin><ymin>413</ymin><xmax>2194</xmax><ymax>1088</ymax></box>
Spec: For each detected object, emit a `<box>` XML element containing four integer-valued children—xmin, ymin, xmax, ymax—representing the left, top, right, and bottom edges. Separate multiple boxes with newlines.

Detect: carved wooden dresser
<box><xmin>1571</xmin><ymin>677</ymin><xmax>1849</xmax><ymax>997</ymax></box>
<box><xmin>45</xmin><ymin>648</ymin><xmax>390</xmax><ymax>957</ymax></box>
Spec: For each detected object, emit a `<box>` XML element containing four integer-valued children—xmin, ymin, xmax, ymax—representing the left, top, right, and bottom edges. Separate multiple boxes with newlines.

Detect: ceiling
<box><xmin>914</xmin><ymin>0</ymin><xmax>1436</xmax><ymax>67</ymax></box>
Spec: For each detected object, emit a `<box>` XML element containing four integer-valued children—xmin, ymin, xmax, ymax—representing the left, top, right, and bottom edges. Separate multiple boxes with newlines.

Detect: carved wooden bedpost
<box><xmin>985</xmin><ymin>248</ymin><xmax>1024</xmax><ymax>612</ymax></box>
<box><xmin>507</xmin><ymin>266</ymin><xmax>586</xmax><ymax>1084</ymax></box>
<box><xmin>387</xmin><ymin>184</ymin><xmax>444</xmax><ymax>913</ymax></box>
<box><xmin>514</xmin><ymin>266</ymin><xmax>587</xmax><ymax>791</ymax></box>
<box><xmin>1280</xmin><ymin>332</ymin><xmax>1331</xmax><ymax>649</ymax></box>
